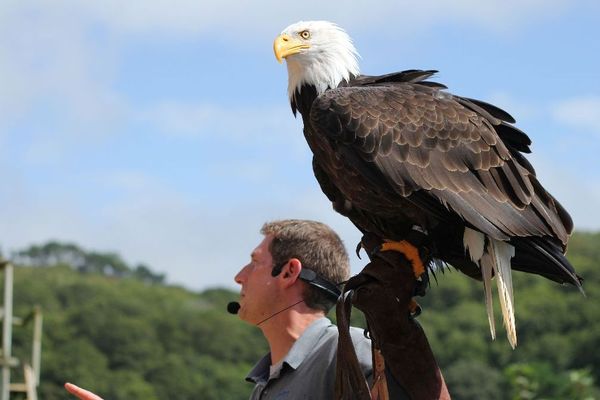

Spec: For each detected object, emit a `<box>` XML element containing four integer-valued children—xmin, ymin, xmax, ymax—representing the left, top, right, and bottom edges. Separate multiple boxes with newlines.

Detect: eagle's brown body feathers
<box><xmin>292</xmin><ymin>70</ymin><xmax>579</xmax><ymax>286</ymax></box>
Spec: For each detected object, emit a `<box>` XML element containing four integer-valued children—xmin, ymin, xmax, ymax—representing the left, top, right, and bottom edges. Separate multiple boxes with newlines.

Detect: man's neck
<box><xmin>261</xmin><ymin>308</ymin><xmax>325</xmax><ymax>366</ymax></box>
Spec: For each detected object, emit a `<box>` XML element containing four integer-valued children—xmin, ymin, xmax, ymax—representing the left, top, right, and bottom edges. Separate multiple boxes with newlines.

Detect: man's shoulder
<box><xmin>293</xmin><ymin>323</ymin><xmax>372</xmax><ymax>382</ymax></box>
<box><xmin>318</xmin><ymin>322</ymin><xmax>370</xmax><ymax>342</ymax></box>
<box><xmin>315</xmin><ymin>324</ymin><xmax>372</xmax><ymax>369</ymax></box>
<box><xmin>317</xmin><ymin>324</ymin><xmax>370</xmax><ymax>345</ymax></box>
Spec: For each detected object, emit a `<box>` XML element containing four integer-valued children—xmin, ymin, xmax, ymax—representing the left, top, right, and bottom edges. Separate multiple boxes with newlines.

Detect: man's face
<box><xmin>234</xmin><ymin>235</ymin><xmax>280</xmax><ymax>325</ymax></box>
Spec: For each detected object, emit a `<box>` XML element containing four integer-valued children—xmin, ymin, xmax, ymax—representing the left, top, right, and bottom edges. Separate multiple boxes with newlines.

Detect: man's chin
<box><xmin>237</xmin><ymin>307</ymin><xmax>249</xmax><ymax>322</ymax></box>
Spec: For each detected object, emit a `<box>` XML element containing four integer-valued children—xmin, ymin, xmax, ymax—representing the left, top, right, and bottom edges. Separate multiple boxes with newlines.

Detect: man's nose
<box><xmin>234</xmin><ymin>265</ymin><xmax>248</xmax><ymax>285</ymax></box>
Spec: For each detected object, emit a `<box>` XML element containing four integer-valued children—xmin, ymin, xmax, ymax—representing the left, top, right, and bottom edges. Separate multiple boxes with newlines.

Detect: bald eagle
<box><xmin>274</xmin><ymin>21</ymin><xmax>582</xmax><ymax>348</ymax></box>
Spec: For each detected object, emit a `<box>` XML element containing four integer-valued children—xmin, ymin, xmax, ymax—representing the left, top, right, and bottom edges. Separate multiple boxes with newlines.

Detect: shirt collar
<box><xmin>245</xmin><ymin>317</ymin><xmax>332</xmax><ymax>383</ymax></box>
<box><xmin>246</xmin><ymin>353</ymin><xmax>272</xmax><ymax>383</ymax></box>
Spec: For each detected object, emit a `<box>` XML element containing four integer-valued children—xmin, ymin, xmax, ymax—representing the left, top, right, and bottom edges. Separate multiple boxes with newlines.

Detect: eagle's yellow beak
<box><xmin>273</xmin><ymin>34</ymin><xmax>310</xmax><ymax>63</ymax></box>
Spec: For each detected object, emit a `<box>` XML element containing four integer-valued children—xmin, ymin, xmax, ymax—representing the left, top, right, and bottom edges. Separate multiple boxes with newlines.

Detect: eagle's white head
<box><xmin>274</xmin><ymin>21</ymin><xmax>360</xmax><ymax>101</ymax></box>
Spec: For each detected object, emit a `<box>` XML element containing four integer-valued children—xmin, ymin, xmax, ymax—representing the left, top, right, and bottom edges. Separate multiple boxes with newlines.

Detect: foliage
<box><xmin>11</xmin><ymin>241</ymin><xmax>165</xmax><ymax>283</ymax></box>
<box><xmin>2</xmin><ymin>232</ymin><xmax>599</xmax><ymax>399</ymax></box>
<box><xmin>419</xmin><ymin>231</ymin><xmax>600</xmax><ymax>399</ymax></box>
<box><xmin>443</xmin><ymin>360</ymin><xmax>504</xmax><ymax>400</ymax></box>
<box><xmin>504</xmin><ymin>363</ymin><xmax>599</xmax><ymax>400</ymax></box>
<box><xmin>7</xmin><ymin>265</ymin><xmax>266</xmax><ymax>400</ymax></box>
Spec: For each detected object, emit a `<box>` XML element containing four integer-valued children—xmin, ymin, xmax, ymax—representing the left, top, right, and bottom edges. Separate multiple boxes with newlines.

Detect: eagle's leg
<box><xmin>380</xmin><ymin>240</ymin><xmax>425</xmax><ymax>278</ymax></box>
<box><xmin>350</xmin><ymin>234</ymin><xmax>450</xmax><ymax>399</ymax></box>
<box><xmin>379</xmin><ymin>240</ymin><xmax>426</xmax><ymax>318</ymax></box>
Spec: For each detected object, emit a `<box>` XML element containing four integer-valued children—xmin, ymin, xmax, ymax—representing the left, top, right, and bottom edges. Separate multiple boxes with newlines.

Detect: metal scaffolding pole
<box><xmin>0</xmin><ymin>260</ymin><xmax>42</xmax><ymax>400</ymax></box>
<box><xmin>0</xmin><ymin>261</ymin><xmax>13</xmax><ymax>400</ymax></box>
<box><xmin>32</xmin><ymin>307</ymin><xmax>42</xmax><ymax>387</ymax></box>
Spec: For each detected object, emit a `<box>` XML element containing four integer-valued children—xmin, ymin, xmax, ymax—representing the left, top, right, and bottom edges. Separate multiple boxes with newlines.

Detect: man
<box><xmin>235</xmin><ymin>219</ymin><xmax>372</xmax><ymax>399</ymax></box>
<box><xmin>65</xmin><ymin>219</ymin><xmax>373</xmax><ymax>400</ymax></box>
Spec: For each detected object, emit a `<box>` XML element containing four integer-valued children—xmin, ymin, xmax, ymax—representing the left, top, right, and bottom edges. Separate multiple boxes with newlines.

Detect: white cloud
<box><xmin>0</xmin><ymin>1</ymin><xmax>127</xmax><ymax>149</ymax></box>
<box><xmin>82</xmin><ymin>0</ymin><xmax>574</xmax><ymax>37</ymax></box>
<box><xmin>138</xmin><ymin>101</ymin><xmax>301</xmax><ymax>141</ymax></box>
<box><xmin>0</xmin><ymin>0</ymin><xmax>581</xmax><ymax>138</ymax></box>
<box><xmin>0</xmin><ymin>164</ymin><xmax>364</xmax><ymax>291</ymax></box>
<box><xmin>0</xmin><ymin>0</ymin><xmax>582</xmax><ymax>143</ymax></box>
<box><xmin>1</xmin><ymin>0</ymin><xmax>578</xmax><ymax>42</ymax></box>
<box><xmin>0</xmin><ymin>165</ymin><xmax>97</xmax><ymax>256</ymax></box>
<box><xmin>529</xmin><ymin>154</ymin><xmax>600</xmax><ymax>232</ymax></box>
<box><xmin>100</xmin><ymin>189</ymin><xmax>365</xmax><ymax>291</ymax></box>
<box><xmin>553</xmin><ymin>96</ymin><xmax>600</xmax><ymax>135</ymax></box>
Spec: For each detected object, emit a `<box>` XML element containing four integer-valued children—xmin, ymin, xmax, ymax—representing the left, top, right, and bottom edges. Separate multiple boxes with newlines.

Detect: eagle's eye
<box><xmin>299</xmin><ymin>30</ymin><xmax>311</xmax><ymax>40</ymax></box>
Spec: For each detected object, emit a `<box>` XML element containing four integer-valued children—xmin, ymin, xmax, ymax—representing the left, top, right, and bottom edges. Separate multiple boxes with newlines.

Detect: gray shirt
<box><xmin>246</xmin><ymin>318</ymin><xmax>372</xmax><ymax>400</ymax></box>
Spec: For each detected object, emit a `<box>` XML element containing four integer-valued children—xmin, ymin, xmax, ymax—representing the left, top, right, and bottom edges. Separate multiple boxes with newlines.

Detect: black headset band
<box><xmin>271</xmin><ymin>262</ymin><xmax>341</xmax><ymax>301</ymax></box>
<box><xmin>298</xmin><ymin>268</ymin><xmax>341</xmax><ymax>301</ymax></box>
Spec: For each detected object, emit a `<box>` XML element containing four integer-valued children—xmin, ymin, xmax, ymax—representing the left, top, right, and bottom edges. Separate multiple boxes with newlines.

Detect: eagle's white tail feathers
<box><xmin>489</xmin><ymin>239</ymin><xmax>517</xmax><ymax>349</ymax></box>
<box><xmin>463</xmin><ymin>228</ymin><xmax>517</xmax><ymax>348</ymax></box>
<box><xmin>480</xmin><ymin>253</ymin><xmax>496</xmax><ymax>341</ymax></box>
<box><xmin>463</xmin><ymin>227</ymin><xmax>485</xmax><ymax>262</ymax></box>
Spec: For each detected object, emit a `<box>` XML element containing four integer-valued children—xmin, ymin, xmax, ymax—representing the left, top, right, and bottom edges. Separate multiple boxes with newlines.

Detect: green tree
<box><xmin>444</xmin><ymin>360</ymin><xmax>504</xmax><ymax>400</ymax></box>
<box><xmin>3</xmin><ymin>232</ymin><xmax>599</xmax><ymax>399</ymax></box>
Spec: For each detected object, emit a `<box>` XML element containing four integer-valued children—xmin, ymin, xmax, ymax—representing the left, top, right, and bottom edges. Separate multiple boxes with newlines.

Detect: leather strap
<box><xmin>335</xmin><ymin>291</ymin><xmax>371</xmax><ymax>400</ymax></box>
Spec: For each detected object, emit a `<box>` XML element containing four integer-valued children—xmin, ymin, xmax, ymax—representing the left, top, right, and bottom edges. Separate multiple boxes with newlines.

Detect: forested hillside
<box><xmin>419</xmin><ymin>232</ymin><xmax>600</xmax><ymax>399</ymax></box>
<box><xmin>4</xmin><ymin>232</ymin><xmax>599</xmax><ymax>399</ymax></box>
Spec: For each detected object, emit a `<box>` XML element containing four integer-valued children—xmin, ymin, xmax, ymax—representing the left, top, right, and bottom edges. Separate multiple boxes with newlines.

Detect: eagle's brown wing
<box><xmin>309</xmin><ymin>83</ymin><xmax>571</xmax><ymax>244</ymax></box>
<box><xmin>307</xmin><ymin>82</ymin><xmax>579</xmax><ymax>285</ymax></box>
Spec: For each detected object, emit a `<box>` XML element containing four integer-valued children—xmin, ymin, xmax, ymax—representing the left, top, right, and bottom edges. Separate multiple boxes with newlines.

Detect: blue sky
<box><xmin>1</xmin><ymin>0</ymin><xmax>599</xmax><ymax>291</ymax></box>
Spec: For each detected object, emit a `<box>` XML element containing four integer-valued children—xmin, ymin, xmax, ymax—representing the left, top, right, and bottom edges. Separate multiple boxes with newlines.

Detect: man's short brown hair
<box><xmin>261</xmin><ymin>219</ymin><xmax>350</xmax><ymax>312</ymax></box>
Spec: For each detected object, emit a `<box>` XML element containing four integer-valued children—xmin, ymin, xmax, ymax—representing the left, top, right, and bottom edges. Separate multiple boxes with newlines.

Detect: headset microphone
<box><xmin>227</xmin><ymin>301</ymin><xmax>241</xmax><ymax>314</ymax></box>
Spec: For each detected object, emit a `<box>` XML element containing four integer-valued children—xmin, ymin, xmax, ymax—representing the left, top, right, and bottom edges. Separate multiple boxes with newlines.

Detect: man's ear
<box><xmin>280</xmin><ymin>258</ymin><xmax>302</xmax><ymax>288</ymax></box>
